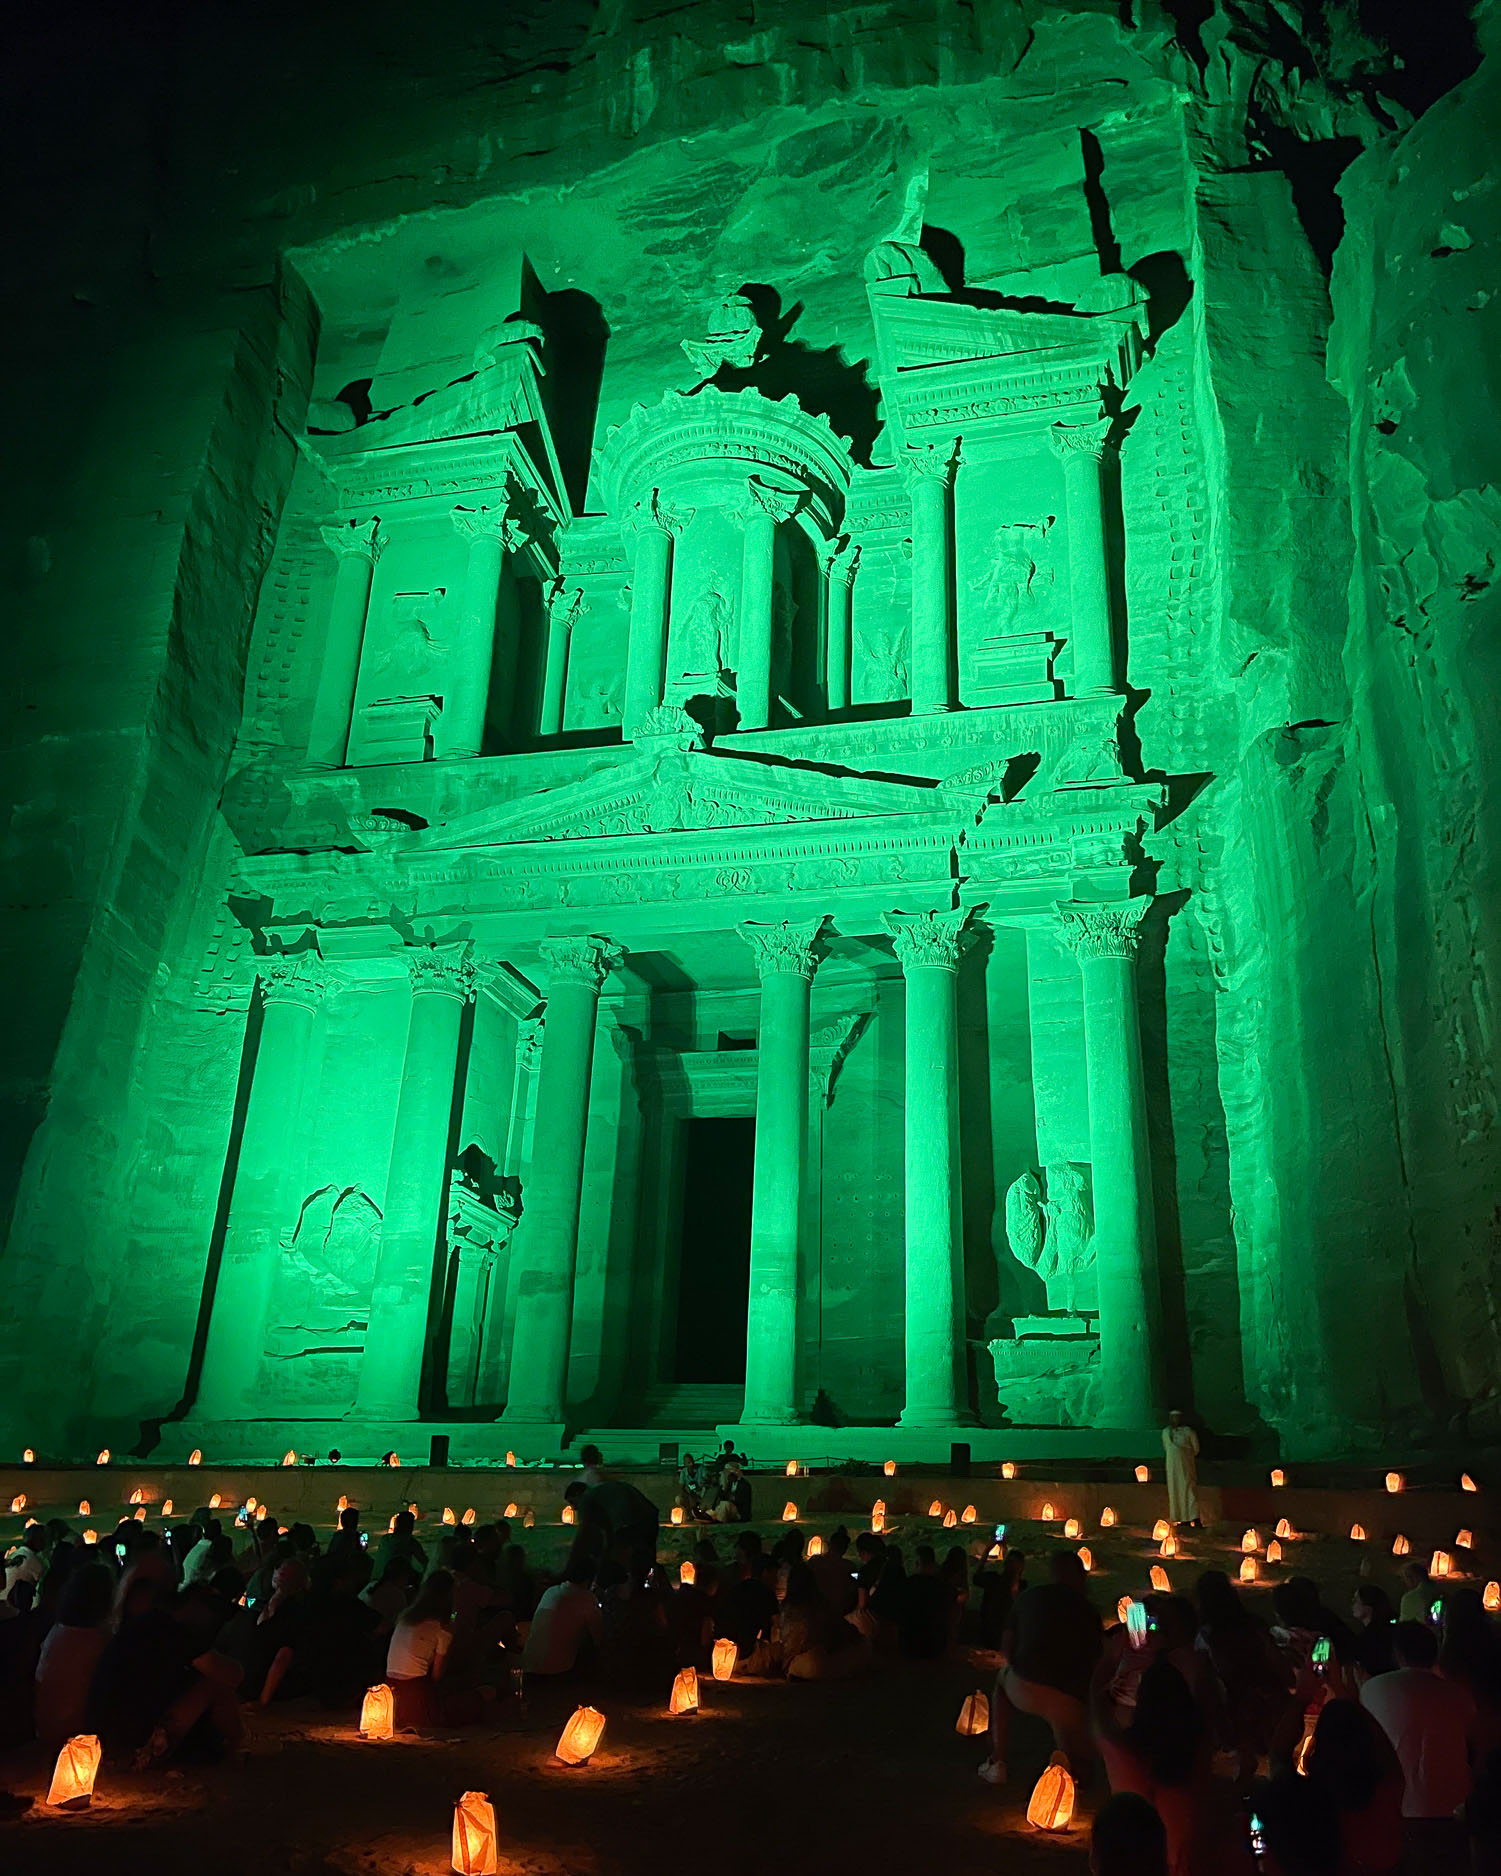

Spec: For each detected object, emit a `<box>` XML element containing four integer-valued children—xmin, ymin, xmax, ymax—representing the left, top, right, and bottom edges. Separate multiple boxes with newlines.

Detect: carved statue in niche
<box><xmin>268</xmin><ymin>1184</ymin><xmax>382</xmax><ymax>1352</ymax></box>
<box><xmin>1004</xmin><ymin>1162</ymin><xmax>1096</xmax><ymax>1314</ymax></box>
<box><xmin>856</xmin><ymin>625</ymin><xmax>909</xmax><ymax>702</ymax></box>
<box><xmin>677</xmin><ymin>576</ymin><xmax>731</xmax><ymax>679</ymax></box>
<box><xmin>970</xmin><ymin>517</ymin><xmax>1055</xmax><ymax>629</ymax></box>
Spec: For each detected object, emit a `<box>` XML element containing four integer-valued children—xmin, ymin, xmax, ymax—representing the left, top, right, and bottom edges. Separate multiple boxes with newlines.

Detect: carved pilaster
<box><xmin>1053</xmin><ymin>897</ymin><xmax>1150</xmax><ymax>961</ymax></box>
<box><xmin>884</xmin><ymin>908</ymin><xmax>970</xmax><ymax>973</ymax></box>
<box><xmin>740</xmin><ymin>916</ymin><xmax>828</xmax><ymax>982</ymax></box>
<box><xmin>320</xmin><ymin>517</ymin><xmax>387</xmax><ymax>563</ymax></box>
<box><xmin>538</xmin><ymin>935</ymin><xmax>623</xmax><ymax>994</ymax></box>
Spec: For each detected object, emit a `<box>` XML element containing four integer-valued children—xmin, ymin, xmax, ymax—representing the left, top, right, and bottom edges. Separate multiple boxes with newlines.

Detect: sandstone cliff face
<box><xmin>1</xmin><ymin>0</ymin><xmax>1493</xmax><ymax>1455</ymax></box>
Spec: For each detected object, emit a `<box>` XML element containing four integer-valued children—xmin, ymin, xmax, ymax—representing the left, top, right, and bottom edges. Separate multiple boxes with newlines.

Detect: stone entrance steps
<box><xmin>639</xmin><ymin>1383</ymin><xmax>744</xmax><ymax>1428</ymax></box>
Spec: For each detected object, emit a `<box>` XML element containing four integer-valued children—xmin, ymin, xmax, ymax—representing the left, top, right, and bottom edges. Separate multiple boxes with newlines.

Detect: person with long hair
<box><xmin>386</xmin><ymin>1568</ymin><xmax>490</xmax><ymax>1726</ymax></box>
<box><xmin>1303</xmin><ymin>1697</ymin><xmax>1405</xmax><ymax>1874</ymax></box>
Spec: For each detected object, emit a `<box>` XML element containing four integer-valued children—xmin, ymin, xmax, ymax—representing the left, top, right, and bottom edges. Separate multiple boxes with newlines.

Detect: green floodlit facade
<box><xmin>2</xmin><ymin>2</ymin><xmax>1498</xmax><ymax>1465</ymax></box>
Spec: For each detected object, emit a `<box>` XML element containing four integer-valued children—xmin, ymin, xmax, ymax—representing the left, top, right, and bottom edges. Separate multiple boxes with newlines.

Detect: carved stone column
<box><xmin>885</xmin><ymin>910</ymin><xmax>973</xmax><ymax>1425</ymax></box>
<box><xmin>196</xmin><ymin>955</ymin><xmax>329</xmax><ymax>1419</ymax></box>
<box><xmin>449</xmin><ymin>504</ymin><xmax>523</xmax><ymax>758</ymax></box>
<box><xmin>1055</xmin><ymin>898</ymin><xmax>1162</xmax><ymax>1426</ymax></box>
<box><xmin>308</xmin><ymin>519</ymin><xmax>385</xmax><ymax>768</ymax></box>
<box><xmin>539</xmin><ymin>581</ymin><xmax>586</xmax><ymax>738</ymax></box>
<box><xmin>823</xmin><ymin>539</ymin><xmax>859</xmax><ymax>713</ymax></box>
<box><xmin>622</xmin><ymin>494</ymin><xmax>687</xmax><ymax>737</ymax></box>
<box><xmin>901</xmin><ymin>443</ymin><xmax>956</xmax><ymax>715</ymax></box>
<box><xmin>734</xmin><ymin>480</ymin><xmax>800</xmax><ymax>732</ymax></box>
<box><xmin>738</xmin><ymin>918</ymin><xmax>826</xmax><ymax>1425</ymax></box>
<box><xmin>355</xmin><ymin>950</ymin><xmax>475</xmax><ymax>1423</ymax></box>
<box><xmin>1050</xmin><ymin>418</ymin><xmax>1118</xmax><ymax>694</ymax></box>
<box><xmin>502</xmin><ymin>936</ymin><xmax>622</xmax><ymax>1427</ymax></box>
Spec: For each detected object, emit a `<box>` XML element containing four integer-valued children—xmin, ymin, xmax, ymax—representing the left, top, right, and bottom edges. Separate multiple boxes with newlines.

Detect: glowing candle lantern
<box><xmin>8</xmin><ymin>1495</ymin><xmax>23</xmax><ymax>1513</ymax></box>
<box><xmin>679</xmin><ymin>1560</ymin><xmax>696</xmax><ymax>1587</ymax></box>
<box><xmin>1100</xmin><ymin>1506</ymin><xmax>1117</xmax><ymax>1529</ymax></box>
<box><xmin>1457</xmin><ymin>1529</ymin><xmax>1474</xmax><ymax>1550</ymax></box>
<box><xmin>1275</xmin><ymin>1518</ymin><xmax>1293</xmax><ymax>1539</ymax></box>
<box><xmin>282</xmin><ymin>1450</ymin><xmax>296</xmax><ymax>1468</ymax></box>
<box><xmin>246</xmin><ymin>1497</ymin><xmax>257</xmax><ymax>1513</ymax></box>
<box><xmin>807</xmin><ymin>1535</ymin><xmax>825</xmax><ymax>1558</ymax></box>
<box><xmin>1134</xmin><ymin>1465</ymin><xmax>1149</xmax><ymax>1484</ymax></box>
<box><xmin>1462</xmin><ymin>1473</ymin><xmax>1478</xmax><ymax>1493</ymax></box>
<box><xmin>1386</xmin><ymin>1471</ymin><xmax>1404</xmax><ymax>1494</ymax></box>
<box><xmin>712</xmin><ymin>1638</ymin><xmax>737</xmax><ymax>1681</ymax></box>
<box><xmin>451</xmin><ymin>1792</ymin><xmax>498</xmax><ymax>1876</ymax></box>
<box><xmin>408</xmin><ymin>1503</ymin><xmax>418</xmax><ymax>1516</ymax></box>
<box><xmin>337</xmin><ymin>1495</ymin><xmax>349</xmax><ymax>1513</ymax></box>
<box><xmin>956</xmin><ymin>1690</ymin><xmax>990</xmax><ymax>1735</ymax></box>
<box><xmin>1152</xmin><ymin>1518</ymin><xmax>1170</xmax><ymax>1541</ymax></box>
<box><xmin>96</xmin><ymin>1450</ymin><xmax>109</xmax><ymax>1466</ymax></box>
<box><xmin>1150</xmin><ymin>1565</ymin><xmax>1171</xmax><ymax>1592</ymax></box>
<box><xmin>1270</xmin><ymin>1468</ymin><xmax>1286</xmax><ymax>1488</ymax></box>
<box><xmin>129</xmin><ymin>1489</ymin><xmax>144</xmax><ymax>1505</ymax></box>
<box><xmin>669</xmin><ymin>1667</ymin><xmax>699</xmax><ymax>1715</ymax></box>
<box><xmin>209</xmin><ymin>1493</ymin><xmax>221</xmax><ymax>1509</ymax></box>
<box><xmin>46</xmin><ymin>1734</ymin><xmax>102</xmax><ymax>1809</ymax></box>
<box><xmin>1241</xmin><ymin>1529</ymin><xmax>1259</xmax><ymax>1553</ymax></box>
<box><xmin>1240</xmin><ymin>1557</ymin><xmax>1258</xmax><ymax>1584</ymax></box>
<box><xmin>1117</xmin><ymin>1595</ymin><xmax>1133</xmax><ymax>1624</ymax></box>
<box><xmin>188</xmin><ymin>1450</ymin><xmax>202</xmax><ymax>1466</ymax></box>
<box><xmin>22</xmin><ymin>1449</ymin><xmax>33</xmax><ymax>1464</ymax></box>
<box><xmin>83</xmin><ymin>1530</ymin><xmax>97</xmax><ymax>1545</ymax></box>
<box><xmin>1026</xmin><ymin>1753</ymin><xmax>1075</xmax><ymax>1831</ymax></box>
<box><xmin>928</xmin><ymin>1500</ymin><xmax>943</xmax><ymax>1519</ymax></box>
<box><xmin>987</xmin><ymin>1542</ymin><xmax>1004</xmax><ymax>1561</ymax></box>
<box><xmin>133</xmin><ymin>1507</ymin><xmax>146</xmax><ymax>1523</ymax></box>
<box><xmin>1078</xmin><ymin>1546</ymin><xmax>1093</xmax><ymax>1573</ymax></box>
<box><xmin>1063</xmin><ymin>1518</ymin><xmax>1081</xmax><ymax>1540</ymax></box>
<box><xmin>161</xmin><ymin>1499</ymin><xmax>173</xmax><ymax>1517</ymax></box>
<box><xmin>1001</xmin><ymin>1461</ymin><xmax>1017</xmax><ymax>1480</ymax></box>
<box><xmin>961</xmin><ymin>1505</ymin><xmax>978</xmax><ymax>1525</ymax></box>
<box><xmin>505</xmin><ymin>1451</ymin><xmax>516</xmax><ymax>1468</ymax></box>
<box><xmin>359</xmin><ymin>1684</ymin><xmax>395</xmax><ymax>1739</ymax></box>
<box><xmin>442</xmin><ymin>1508</ymin><xmax>456</xmax><ymax>1527</ymax></box>
<box><xmin>504</xmin><ymin>1503</ymin><xmax>518</xmax><ymax>1519</ymax></box>
<box><xmin>523</xmin><ymin>1511</ymin><xmax>535</xmax><ymax>1529</ymax></box>
<box><xmin>884</xmin><ymin>1460</ymin><xmax>897</xmax><ymax>1477</ymax></box>
<box><xmin>1267</xmin><ymin>1540</ymin><xmax>1283</xmax><ymax>1564</ymax></box>
<box><xmin>1041</xmin><ymin>1501</ymin><xmax>1056</xmax><ymax>1521</ymax></box>
<box><xmin>872</xmin><ymin>1499</ymin><xmax>886</xmax><ymax>1524</ymax></box>
<box><xmin>1350</xmin><ymin>1523</ymin><xmax>1367</xmax><ymax>1542</ymax></box>
<box><xmin>1432</xmin><ymin>1550</ymin><xmax>1453</xmax><ymax>1578</ymax></box>
<box><xmin>1485</xmin><ymin>1582</ymin><xmax>1500</xmax><ymax>1613</ymax></box>
<box><xmin>779</xmin><ymin>1502</ymin><xmax>797</xmax><ymax>1523</ymax></box>
<box><xmin>785</xmin><ymin>1460</ymin><xmax>798</xmax><ymax>1478</ymax></box>
<box><xmin>942</xmin><ymin>1509</ymin><xmax>958</xmax><ymax>1529</ymax></box>
<box><xmin>462</xmin><ymin>1509</ymin><xmax>476</xmax><ymax>1527</ymax></box>
<box><xmin>77</xmin><ymin>1500</ymin><xmax>89</xmax><ymax>1516</ymax></box>
<box><xmin>670</xmin><ymin>1506</ymin><xmax>685</xmax><ymax>1527</ymax></box>
<box><xmin>555</xmin><ymin>1705</ymin><xmax>606</xmax><ymax>1765</ymax></box>
<box><xmin>1159</xmin><ymin>1533</ymin><xmax>1177</xmax><ymax>1559</ymax></box>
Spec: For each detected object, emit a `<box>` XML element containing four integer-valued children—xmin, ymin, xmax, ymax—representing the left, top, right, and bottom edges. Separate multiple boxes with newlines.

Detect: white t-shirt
<box><xmin>522</xmin><ymin>1583</ymin><xmax>602</xmax><ymax>1675</ymax></box>
<box><xmin>1361</xmin><ymin>1667</ymin><xmax>1474</xmax><ymax>1818</ymax></box>
<box><xmin>386</xmin><ymin>1617</ymin><xmax>452</xmax><ymax>1681</ymax></box>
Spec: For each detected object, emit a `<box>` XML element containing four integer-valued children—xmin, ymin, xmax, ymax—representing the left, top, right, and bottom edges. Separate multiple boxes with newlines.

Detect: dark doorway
<box><xmin>673</xmin><ymin>1117</ymin><xmax>755</xmax><ymax>1383</ymax></box>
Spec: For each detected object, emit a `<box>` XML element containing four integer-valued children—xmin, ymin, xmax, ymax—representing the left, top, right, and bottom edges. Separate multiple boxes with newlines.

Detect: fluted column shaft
<box><xmin>739</xmin><ymin>919</ymin><xmax>826</xmax><ymax>1424</ymax></box>
<box><xmin>824</xmin><ymin>541</ymin><xmax>859</xmax><ymax>712</ymax></box>
<box><xmin>503</xmin><ymin>936</ymin><xmax>621</xmax><ymax>1424</ymax></box>
<box><xmin>1057</xmin><ymin>898</ymin><xmax>1162</xmax><ymax>1426</ymax></box>
<box><xmin>448</xmin><ymin>506</ymin><xmax>515</xmax><ymax>757</ymax></box>
<box><xmin>886</xmin><ymin>911</ymin><xmax>972</xmax><ymax>1425</ymax></box>
<box><xmin>1051</xmin><ymin>419</ymin><xmax>1117</xmax><ymax>694</ymax></box>
<box><xmin>902</xmin><ymin>446</ymin><xmax>955</xmax><ymax>715</ymax></box>
<box><xmin>309</xmin><ymin>520</ymin><xmax>385</xmax><ymax>768</ymax></box>
<box><xmin>623</xmin><ymin>496</ymin><xmax>683</xmax><ymax>736</ymax></box>
<box><xmin>196</xmin><ymin>957</ymin><xmax>328</xmax><ymax>1419</ymax></box>
<box><xmin>356</xmin><ymin>952</ymin><xmax>474</xmax><ymax>1422</ymax></box>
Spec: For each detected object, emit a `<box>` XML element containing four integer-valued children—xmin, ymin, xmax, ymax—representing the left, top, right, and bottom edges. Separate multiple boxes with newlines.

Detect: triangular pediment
<box><xmin>417</xmin><ymin>746</ymin><xmax>942</xmax><ymax>851</ymax></box>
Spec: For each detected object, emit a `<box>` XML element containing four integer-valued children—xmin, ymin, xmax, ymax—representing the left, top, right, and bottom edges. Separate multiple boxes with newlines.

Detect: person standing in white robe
<box><xmin>1162</xmin><ymin>1410</ymin><xmax>1200</xmax><ymax>1526</ymax></box>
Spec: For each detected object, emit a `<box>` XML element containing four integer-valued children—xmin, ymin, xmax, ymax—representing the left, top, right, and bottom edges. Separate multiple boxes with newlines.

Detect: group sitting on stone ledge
<box><xmin>2</xmin><ymin>1465</ymin><xmax>1498</xmax><ymax>1874</ymax></box>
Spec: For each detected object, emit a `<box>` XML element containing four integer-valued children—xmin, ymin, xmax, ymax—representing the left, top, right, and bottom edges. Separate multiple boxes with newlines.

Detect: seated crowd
<box><xmin>1</xmin><ymin>1469</ymin><xmax>1497</xmax><ymax>1874</ymax></box>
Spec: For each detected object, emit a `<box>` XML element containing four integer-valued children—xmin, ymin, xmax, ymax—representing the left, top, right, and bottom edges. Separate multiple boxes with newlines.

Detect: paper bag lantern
<box><xmin>942</xmin><ymin>1509</ymin><xmax>958</xmax><ymax>1529</ymax></box>
<box><xmin>927</xmin><ymin>1499</ymin><xmax>943</xmax><ymax>1519</ymax></box>
<box><xmin>555</xmin><ymin>1705</ymin><xmax>606</xmax><ymax>1765</ymax></box>
<box><xmin>83</xmin><ymin>1528</ymin><xmax>98</xmax><ymax>1544</ymax></box>
<box><xmin>505</xmin><ymin>1450</ymin><xmax>516</xmax><ymax>1467</ymax></box>
<box><xmin>785</xmin><ymin>1460</ymin><xmax>798</xmax><ymax>1477</ymax></box>
<box><xmin>1026</xmin><ymin>1753</ymin><xmax>1075</xmax><ymax>1831</ymax></box>
<box><xmin>129</xmin><ymin>1488</ymin><xmax>144</xmax><ymax>1505</ymax></box>
<box><xmin>1267</xmin><ymin>1540</ymin><xmax>1284</xmax><ymax>1563</ymax></box>
<box><xmin>1134</xmin><ymin>1465</ymin><xmax>1149</xmax><ymax>1484</ymax></box>
<box><xmin>523</xmin><ymin>1511</ymin><xmax>535</xmax><ymax>1529</ymax></box>
<box><xmin>133</xmin><ymin>1507</ymin><xmax>146</xmax><ymax>1523</ymax></box>
<box><xmin>961</xmin><ymin>1505</ymin><xmax>978</xmax><ymax>1525</ymax></box>
<box><xmin>1350</xmin><ymin>1523</ymin><xmax>1367</xmax><ymax>1542</ymax></box>
<box><xmin>670</xmin><ymin>1506</ymin><xmax>685</xmax><ymax>1526</ymax></box>
<box><xmin>1270</xmin><ymin>1468</ymin><xmax>1286</xmax><ymax>1488</ymax></box>
<box><xmin>1462</xmin><ymin>1472</ymin><xmax>1478</xmax><ymax>1493</ymax></box>
<box><xmin>96</xmin><ymin>1450</ymin><xmax>109</xmax><ymax>1466</ymax></box>
<box><xmin>46</xmin><ymin>1734</ymin><xmax>102</xmax><ymax>1808</ymax></box>
<box><xmin>1159</xmin><ymin>1533</ymin><xmax>1177</xmax><ymax>1558</ymax></box>
<box><xmin>462</xmin><ymin>1508</ymin><xmax>476</xmax><ymax>1527</ymax></box>
<box><xmin>1117</xmin><ymin>1595</ymin><xmax>1133</xmax><ymax>1624</ymax></box>
<box><xmin>504</xmin><ymin>1503</ymin><xmax>518</xmax><ymax>1519</ymax></box>
<box><xmin>282</xmin><ymin>1450</ymin><xmax>296</xmax><ymax>1468</ymax></box>
<box><xmin>209</xmin><ymin>1493</ymin><xmax>221</xmax><ymax>1509</ymax></box>
<box><xmin>1275</xmin><ymin>1517</ymin><xmax>1293</xmax><ymax>1539</ymax></box>
<box><xmin>679</xmin><ymin>1560</ymin><xmax>696</xmax><ymax>1587</ymax></box>
<box><xmin>442</xmin><ymin>1507</ymin><xmax>456</xmax><ymax>1526</ymax></box>
<box><xmin>1001</xmin><ymin>1461</ymin><xmax>1017</xmax><ymax>1480</ymax></box>
<box><xmin>712</xmin><ymin>1638</ymin><xmax>737</xmax><ymax>1681</ymax></box>
<box><xmin>871</xmin><ymin>1499</ymin><xmax>886</xmax><ymax>1524</ymax></box>
<box><xmin>669</xmin><ymin>1667</ymin><xmax>699</xmax><ymax>1715</ymax></box>
<box><xmin>188</xmin><ymin>1449</ymin><xmax>202</xmax><ymax>1466</ymax></box>
<box><xmin>782</xmin><ymin>1501</ymin><xmax>797</xmax><ymax>1522</ymax></box>
<box><xmin>452</xmin><ymin>1790</ymin><xmax>498</xmax><ymax>1876</ymax></box>
<box><xmin>1152</xmin><ymin>1518</ymin><xmax>1170</xmax><ymax>1541</ymax></box>
<box><xmin>359</xmin><ymin>1683</ymin><xmax>395</xmax><ymax>1740</ymax></box>
<box><xmin>1063</xmin><ymin>1517</ymin><xmax>1081</xmax><ymax>1540</ymax></box>
<box><xmin>1432</xmin><ymin>1550</ymin><xmax>1453</xmax><ymax>1578</ymax></box>
<box><xmin>1041</xmin><ymin>1501</ymin><xmax>1056</xmax><ymax>1521</ymax></box>
<box><xmin>561</xmin><ymin>1504</ymin><xmax>575</xmax><ymax>1526</ymax></box>
<box><xmin>955</xmin><ymin>1690</ymin><xmax>990</xmax><ymax>1735</ymax></box>
<box><xmin>161</xmin><ymin>1499</ymin><xmax>174</xmax><ymax>1517</ymax></box>
<box><xmin>1100</xmin><ymin>1506</ymin><xmax>1116</xmax><ymax>1528</ymax></box>
<box><xmin>246</xmin><ymin>1497</ymin><xmax>258</xmax><ymax>1512</ymax></box>
<box><xmin>1150</xmin><ymin>1565</ymin><xmax>1171</xmax><ymax>1592</ymax></box>
<box><xmin>1385</xmin><ymin>1471</ymin><xmax>1404</xmax><ymax>1494</ymax></box>
<box><xmin>884</xmin><ymin>1459</ymin><xmax>897</xmax><ymax>1477</ymax></box>
<box><xmin>807</xmin><ymin>1535</ymin><xmax>825</xmax><ymax>1558</ymax></box>
<box><xmin>77</xmin><ymin>1500</ymin><xmax>89</xmax><ymax>1516</ymax></box>
<box><xmin>1242</xmin><ymin>1529</ymin><xmax>1259</xmax><ymax>1553</ymax></box>
<box><xmin>1239</xmin><ymin>1557</ymin><xmax>1258</xmax><ymax>1583</ymax></box>
<box><xmin>1484</xmin><ymin>1582</ymin><xmax>1500</xmax><ymax>1613</ymax></box>
<box><xmin>1078</xmin><ymin>1546</ymin><xmax>1093</xmax><ymax>1573</ymax></box>
<box><xmin>1457</xmin><ymin>1529</ymin><xmax>1474</xmax><ymax>1549</ymax></box>
<box><xmin>8</xmin><ymin>1495</ymin><xmax>23</xmax><ymax>1513</ymax></box>
<box><xmin>21</xmin><ymin>1448</ymin><xmax>33</xmax><ymax>1464</ymax></box>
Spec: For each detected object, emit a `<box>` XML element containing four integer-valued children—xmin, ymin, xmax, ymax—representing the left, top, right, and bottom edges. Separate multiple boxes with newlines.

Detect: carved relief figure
<box><xmin>271</xmin><ymin>1183</ymin><xmax>383</xmax><ymax>1344</ymax></box>
<box><xmin>377</xmin><ymin>591</ymin><xmax>448</xmax><ymax>681</ymax></box>
<box><xmin>856</xmin><ymin>625</ymin><xmax>909</xmax><ymax>702</ymax></box>
<box><xmin>970</xmin><ymin>517</ymin><xmax>1055</xmax><ymax>628</ymax></box>
<box><xmin>676</xmin><ymin>576</ymin><xmax>732</xmax><ymax>678</ymax></box>
<box><xmin>1004</xmin><ymin>1161</ymin><xmax>1095</xmax><ymax>1313</ymax></box>
<box><xmin>681</xmin><ymin>292</ymin><xmax>764</xmax><ymax>381</ymax></box>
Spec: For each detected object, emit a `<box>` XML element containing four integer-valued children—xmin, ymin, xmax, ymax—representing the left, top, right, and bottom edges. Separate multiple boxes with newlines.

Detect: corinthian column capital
<box><xmin>821</xmin><ymin>536</ymin><xmax>861</xmax><ymax>586</ymax></box>
<box><xmin>539</xmin><ymin>934</ymin><xmax>623</xmax><ymax>993</ymax></box>
<box><xmin>258</xmin><ymin>952</ymin><xmax>331</xmax><ymax>1006</ymax></box>
<box><xmin>450</xmin><ymin>502</ymin><xmax>510</xmax><ymax>545</ymax></box>
<box><xmin>1048</xmin><ymin>417</ymin><xmax>1113</xmax><ymax>464</ymax></box>
<box><xmin>404</xmin><ymin>945</ymin><xmax>478</xmax><ymax>1001</ymax></box>
<box><xmin>623</xmin><ymin>489</ymin><xmax>693</xmax><ymax>541</ymax></box>
<box><xmin>321</xmin><ymin>517</ymin><xmax>387</xmax><ymax>563</ymax></box>
<box><xmin>735</xmin><ymin>478</ymin><xmax>803</xmax><ymax>527</ymax></box>
<box><xmin>740</xmin><ymin>916</ymin><xmax>829</xmax><ymax>982</ymax></box>
<box><xmin>884</xmin><ymin>908</ymin><xmax>970</xmax><ymax>973</ymax></box>
<box><xmin>899</xmin><ymin>441</ymin><xmax>958</xmax><ymax>490</ymax></box>
<box><xmin>1054</xmin><ymin>897</ymin><xmax>1151</xmax><ymax>961</ymax></box>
